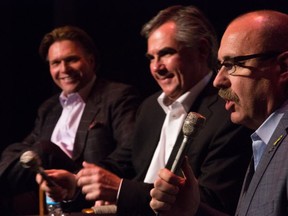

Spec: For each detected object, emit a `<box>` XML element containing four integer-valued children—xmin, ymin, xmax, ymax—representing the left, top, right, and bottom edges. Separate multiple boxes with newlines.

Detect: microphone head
<box><xmin>183</xmin><ymin>112</ymin><xmax>206</xmax><ymax>137</ymax></box>
<box><xmin>19</xmin><ymin>150</ymin><xmax>41</xmax><ymax>171</ymax></box>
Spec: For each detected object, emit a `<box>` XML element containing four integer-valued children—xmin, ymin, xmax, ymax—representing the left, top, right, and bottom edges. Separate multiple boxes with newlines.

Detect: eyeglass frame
<box><xmin>217</xmin><ymin>51</ymin><xmax>283</xmax><ymax>75</ymax></box>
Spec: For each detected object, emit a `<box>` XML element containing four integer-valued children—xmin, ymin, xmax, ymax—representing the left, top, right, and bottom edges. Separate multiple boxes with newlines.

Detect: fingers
<box><xmin>77</xmin><ymin>165</ymin><xmax>101</xmax><ymax>200</ymax></box>
<box><xmin>94</xmin><ymin>200</ymin><xmax>114</xmax><ymax>207</ymax></box>
<box><xmin>37</xmin><ymin>176</ymin><xmax>67</xmax><ymax>202</ymax></box>
<box><xmin>150</xmin><ymin>169</ymin><xmax>181</xmax><ymax>212</ymax></box>
<box><xmin>36</xmin><ymin>173</ymin><xmax>44</xmax><ymax>185</ymax></box>
<box><xmin>76</xmin><ymin>165</ymin><xmax>121</xmax><ymax>203</ymax></box>
<box><xmin>82</xmin><ymin>183</ymin><xmax>100</xmax><ymax>200</ymax></box>
<box><xmin>46</xmin><ymin>186</ymin><xmax>68</xmax><ymax>202</ymax></box>
<box><xmin>150</xmin><ymin>186</ymin><xmax>176</xmax><ymax>207</ymax></box>
<box><xmin>77</xmin><ymin>166</ymin><xmax>100</xmax><ymax>188</ymax></box>
<box><xmin>150</xmin><ymin>162</ymin><xmax>200</xmax><ymax>215</ymax></box>
<box><xmin>154</xmin><ymin>174</ymin><xmax>179</xmax><ymax>196</ymax></box>
<box><xmin>82</xmin><ymin>161</ymin><xmax>95</xmax><ymax>168</ymax></box>
<box><xmin>76</xmin><ymin>162</ymin><xmax>97</xmax><ymax>180</ymax></box>
<box><xmin>35</xmin><ymin>169</ymin><xmax>77</xmax><ymax>201</ymax></box>
<box><xmin>77</xmin><ymin>164</ymin><xmax>118</xmax><ymax>189</ymax></box>
<box><xmin>158</xmin><ymin>168</ymin><xmax>182</xmax><ymax>186</ymax></box>
<box><xmin>150</xmin><ymin>193</ymin><xmax>172</xmax><ymax>211</ymax></box>
<box><xmin>95</xmin><ymin>200</ymin><xmax>106</xmax><ymax>207</ymax></box>
<box><xmin>36</xmin><ymin>170</ymin><xmax>57</xmax><ymax>191</ymax></box>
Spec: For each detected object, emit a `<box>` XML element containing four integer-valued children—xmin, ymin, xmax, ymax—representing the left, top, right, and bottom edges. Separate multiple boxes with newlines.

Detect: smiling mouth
<box><xmin>58</xmin><ymin>73</ymin><xmax>80</xmax><ymax>82</ymax></box>
<box><xmin>156</xmin><ymin>73</ymin><xmax>174</xmax><ymax>80</ymax></box>
<box><xmin>157</xmin><ymin>76</ymin><xmax>174</xmax><ymax>85</ymax></box>
<box><xmin>59</xmin><ymin>76</ymin><xmax>81</xmax><ymax>85</ymax></box>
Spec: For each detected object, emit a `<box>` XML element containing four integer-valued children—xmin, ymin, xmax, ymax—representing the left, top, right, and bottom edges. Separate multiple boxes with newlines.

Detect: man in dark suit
<box><xmin>37</xmin><ymin>6</ymin><xmax>252</xmax><ymax>216</ymax></box>
<box><xmin>0</xmin><ymin>25</ymin><xmax>140</xmax><ymax>215</ymax></box>
<box><xmin>150</xmin><ymin>9</ymin><xmax>288</xmax><ymax>216</ymax></box>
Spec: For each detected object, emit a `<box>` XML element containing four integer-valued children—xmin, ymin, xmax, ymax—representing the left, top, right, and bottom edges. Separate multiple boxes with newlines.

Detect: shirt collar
<box><xmin>157</xmin><ymin>72</ymin><xmax>212</xmax><ymax>114</ymax></box>
<box><xmin>59</xmin><ymin>75</ymin><xmax>96</xmax><ymax>107</ymax></box>
<box><xmin>253</xmin><ymin>99</ymin><xmax>288</xmax><ymax>144</ymax></box>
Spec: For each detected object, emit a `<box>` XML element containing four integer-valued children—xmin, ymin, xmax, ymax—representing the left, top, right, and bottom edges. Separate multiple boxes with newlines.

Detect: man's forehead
<box><xmin>219</xmin><ymin>29</ymin><xmax>257</xmax><ymax>60</ymax></box>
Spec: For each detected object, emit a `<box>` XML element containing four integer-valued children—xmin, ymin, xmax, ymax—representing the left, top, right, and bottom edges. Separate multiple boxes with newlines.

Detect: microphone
<box><xmin>20</xmin><ymin>150</ymin><xmax>57</xmax><ymax>187</ymax></box>
<box><xmin>85</xmin><ymin>113</ymin><xmax>205</xmax><ymax>216</ymax></box>
<box><xmin>169</xmin><ymin>112</ymin><xmax>206</xmax><ymax>173</ymax></box>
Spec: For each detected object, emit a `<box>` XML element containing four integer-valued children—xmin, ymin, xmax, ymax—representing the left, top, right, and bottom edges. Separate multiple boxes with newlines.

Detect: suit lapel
<box><xmin>165</xmin><ymin>79</ymin><xmax>218</xmax><ymax>171</ymax></box>
<box><xmin>72</xmin><ymin>81</ymin><xmax>102</xmax><ymax>160</ymax></box>
<box><xmin>136</xmin><ymin>94</ymin><xmax>166</xmax><ymax>180</ymax></box>
<box><xmin>42</xmin><ymin>97</ymin><xmax>62</xmax><ymax>139</ymax></box>
<box><xmin>191</xmin><ymin>77</ymin><xmax>218</xmax><ymax>120</ymax></box>
<box><xmin>237</xmin><ymin>114</ymin><xmax>288</xmax><ymax>215</ymax></box>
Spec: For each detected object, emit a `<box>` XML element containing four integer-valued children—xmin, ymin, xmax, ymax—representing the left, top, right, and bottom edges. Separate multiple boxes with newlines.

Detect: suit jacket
<box><xmin>0</xmin><ymin>78</ymin><xmax>140</xmax><ymax>214</ymax></box>
<box><xmin>100</xmin><ymin>78</ymin><xmax>253</xmax><ymax>216</ymax></box>
<box><xmin>235</xmin><ymin>112</ymin><xmax>288</xmax><ymax>216</ymax></box>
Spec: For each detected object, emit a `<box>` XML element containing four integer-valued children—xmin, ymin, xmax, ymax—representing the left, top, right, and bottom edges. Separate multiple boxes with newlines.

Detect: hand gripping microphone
<box><xmin>170</xmin><ymin>112</ymin><xmax>206</xmax><ymax>174</ymax></box>
<box><xmin>85</xmin><ymin>113</ymin><xmax>206</xmax><ymax>215</ymax></box>
<box><xmin>20</xmin><ymin>150</ymin><xmax>57</xmax><ymax>187</ymax></box>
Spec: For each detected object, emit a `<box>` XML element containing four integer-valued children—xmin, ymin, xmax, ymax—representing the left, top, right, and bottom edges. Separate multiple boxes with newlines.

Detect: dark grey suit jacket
<box><xmin>100</xmin><ymin>78</ymin><xmax>253</xmax><ymax>216</ymax></box>
<box><xmin>0</xmin><ymin>78</ymin><xmax>140</xmax><ymax>214</ymax></box>
<box><xmin>235</xmin><ymin>112</ymin><xmax>288</xmax><ymax>216</ymax></box>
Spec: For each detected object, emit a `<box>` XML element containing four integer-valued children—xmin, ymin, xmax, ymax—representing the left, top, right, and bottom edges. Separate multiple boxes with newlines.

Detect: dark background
<box><xmin>1</xmin><ymin>0</ymin><xmax>288</xmax><ymax>151</ymax></box>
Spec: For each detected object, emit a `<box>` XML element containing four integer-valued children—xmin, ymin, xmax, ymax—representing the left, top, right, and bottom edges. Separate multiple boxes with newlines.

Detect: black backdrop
<box><xmin>1</xmin><ymin>0</ymin><xmax>288</xmax><ymax>151</ymax></box>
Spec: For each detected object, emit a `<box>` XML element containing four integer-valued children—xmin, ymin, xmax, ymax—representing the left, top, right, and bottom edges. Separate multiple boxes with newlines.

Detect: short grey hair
<box><xmin>141</xmin><ymin>5</ymin><xmax>218</xmax><ymax>69</ymax></box>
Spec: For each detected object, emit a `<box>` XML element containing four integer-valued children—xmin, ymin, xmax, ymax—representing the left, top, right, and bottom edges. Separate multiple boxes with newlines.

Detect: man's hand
<box><xmin>76</xmin><ymin>161</ymin><xmax>121</xmax><ymax>203</ymax></box>
<box><xmin>150</xmin><ymin>157</ymin><xmax>200</xmax><ymax>216</ymax></box>
<box><xmin>36</xmin><ymin>169</ymin><xmax>77</xmax><ymax>201</ymax></box>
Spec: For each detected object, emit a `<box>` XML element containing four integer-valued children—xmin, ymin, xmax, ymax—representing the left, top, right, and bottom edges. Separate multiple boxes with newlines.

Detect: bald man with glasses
<box><xmin>150</xmin><ymin>9</ymin><xmax>288</xmax><ymax>216</ymax></box>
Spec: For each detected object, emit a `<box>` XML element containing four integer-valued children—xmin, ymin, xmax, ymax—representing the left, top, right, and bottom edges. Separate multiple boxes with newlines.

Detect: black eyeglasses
<box><xmin>217</xmin><ymin>52</ymin><xmax>282</xmax><ymax>75</ymax></box>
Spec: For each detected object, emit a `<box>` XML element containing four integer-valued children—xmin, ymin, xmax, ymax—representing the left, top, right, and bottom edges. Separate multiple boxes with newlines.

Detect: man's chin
<box><xmin>62</xmin><ymin>87</ymin><xmax>79</xmax><ymax>95</ymax></box>
<box><xmin>230</xmin><ymin>112</ymin><xmax>244</xmax><ymax>125</ymax></box>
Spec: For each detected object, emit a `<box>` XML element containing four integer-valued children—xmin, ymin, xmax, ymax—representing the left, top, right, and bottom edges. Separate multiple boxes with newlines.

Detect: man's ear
<box><xmin>278</xmin><ymin>51</ymin><xmax>288</xmax><ymax>71</ymax></box>
<box><xmin>278</xmin><ymin>51</ymin><xmax>288</xmax><ymax>82</ymax></box>
<box><xmin>88</xmin><ymin>54</ymin><xmax>95</xmax><ymax>65</ymax></box>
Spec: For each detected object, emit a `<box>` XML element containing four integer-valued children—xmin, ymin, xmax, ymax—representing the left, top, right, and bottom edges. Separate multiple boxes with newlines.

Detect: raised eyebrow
<box><xmin>220</xmin><ymin>56</ymin><xmax>235</xmax><ymax>62</ymax></box>
<box><xmin>49</xmin><ymin>58</ymin><xmax>60</xmax><ymax>65</ymax></box>
<box><xmin>158</xmin><ymin>47</ymin><xmax>177</xmax><ymax>56</ymax></box>
<box><xmin>145</xmin><ymin>47</ymin><xmax>177</xmax><ymax>60</ymax></box>
<box><xmin>221</xmin><ymin>54</ymin><xmax>249</xmax><ymax>63</ymax></box>
<box><xmin>49</xmin><ymin>55</ymin><xmax>80</xmax><ymax>64</ymax></box>
<box><xmin>65</xmin><ymin>55</ymin><xmax>80</xmax><ymax>61</ymax></box>
<box><xmin>218</xmin><ymin>58</ymin><xmax>240</xmax><ymax>65</ymax></box>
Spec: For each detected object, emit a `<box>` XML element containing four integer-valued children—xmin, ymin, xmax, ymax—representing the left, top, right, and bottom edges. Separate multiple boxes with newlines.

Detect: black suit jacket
<box><xmin>0</xmin><ymin>78</ymin><xmax>140</xmax><ymax>214</ymax></box>
<box><xmin>100</xmin><ymin>78</ymin><xmax>253</xmax><ymax>216</ymax></box>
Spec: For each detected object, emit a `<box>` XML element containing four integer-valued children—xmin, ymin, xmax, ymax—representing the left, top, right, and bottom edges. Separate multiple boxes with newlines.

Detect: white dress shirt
<box><xmin>51</xmin><ymin>75</ymin><xmax>96</xmax><ymax>158</ymax></box>
<box><xmin>144</xmin><ymin>72</ymin><xmax>212</xmax><ymax>183</ymax></box>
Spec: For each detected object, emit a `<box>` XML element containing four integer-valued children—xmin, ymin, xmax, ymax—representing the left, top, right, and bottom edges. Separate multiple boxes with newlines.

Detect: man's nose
<box><xmin>59</xmin><ymin>61</ymin><xmax>69</xmax><ymax>73</ymax></box>
<box><xmin>151</xmin><ymin>61</ymin><xmax>165</xmax><ymax>73</ymax></box>
<box><xmin>213</xmin><ymin>69</ymin><xmax>231</xmax><ymax>89</ymax></box>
